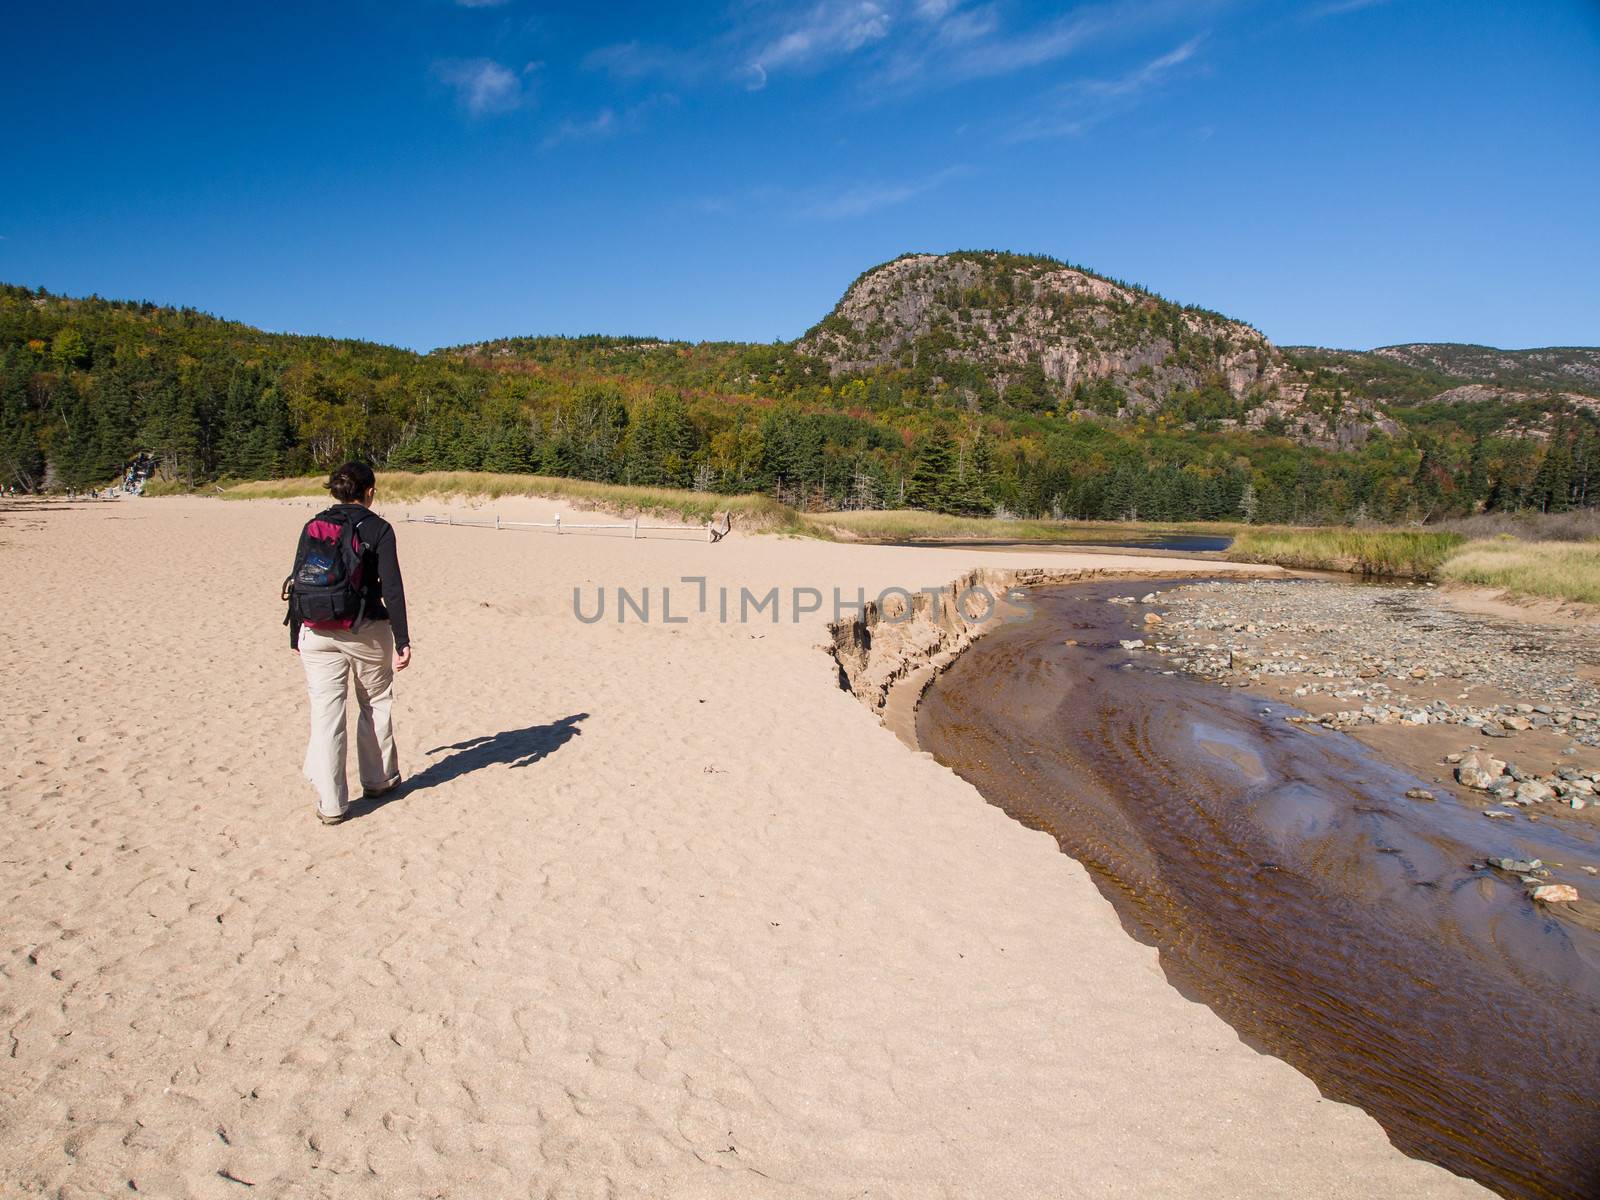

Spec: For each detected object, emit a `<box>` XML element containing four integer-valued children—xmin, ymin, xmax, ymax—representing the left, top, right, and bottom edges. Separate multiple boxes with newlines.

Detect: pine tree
<box><xmin>1530</xmin><ymin>425</ymin><xmax>1574</xmax><ymax>512</ymax></box>
<box><xmin>949</xmin><ymin>431</ymin><xmax>996</xmax><ymax>514</ymax></box>
<box><xmin>90</xmin><ymin>371</ymin><xmax>137</xmax><ymax>482</ymax></box>
<box><xmin>905</xmin><ymin>430</ymin><xmax>956</xmax><ymax>512</ymax></box>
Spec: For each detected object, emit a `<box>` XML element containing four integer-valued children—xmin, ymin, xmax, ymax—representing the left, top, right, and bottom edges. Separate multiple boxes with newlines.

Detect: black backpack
<box><xmin>282</xmin><ymin>508</ymin><xmax>370</xmax><ymax>630</ymax></box>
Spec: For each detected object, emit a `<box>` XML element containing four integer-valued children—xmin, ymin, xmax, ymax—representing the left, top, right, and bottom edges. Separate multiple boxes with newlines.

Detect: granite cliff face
<box><xmin>795</xmin><ymin>252</ymin><xmax>1394</xmax><ymax>448</ymax></box>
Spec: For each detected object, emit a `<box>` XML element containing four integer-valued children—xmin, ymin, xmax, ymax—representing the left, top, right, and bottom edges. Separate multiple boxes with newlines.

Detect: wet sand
<box><xmin>917</xmin><ymin>579</ymin><xmax>1600</xmax><ymax>1199</ymax></box>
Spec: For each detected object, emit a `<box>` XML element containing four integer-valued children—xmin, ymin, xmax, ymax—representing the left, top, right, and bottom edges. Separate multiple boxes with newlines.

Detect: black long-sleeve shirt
<box><xmin>288</xmin><ymin>504</ymin><xmax>410</xmax><ymax>651</ymax></box>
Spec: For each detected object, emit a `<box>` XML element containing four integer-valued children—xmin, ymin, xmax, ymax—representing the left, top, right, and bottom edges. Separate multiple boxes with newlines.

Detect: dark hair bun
<box><xmin>326</xmin><ymin>462</ymin><xmax>376</xmax><ymax>503</ymax></box>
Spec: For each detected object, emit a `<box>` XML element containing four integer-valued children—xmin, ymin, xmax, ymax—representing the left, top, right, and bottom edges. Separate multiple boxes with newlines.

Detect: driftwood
<box><xmin>709</xmin><ymin>511</ymin><xmax>732</xmax><ymax>543</ymax></box>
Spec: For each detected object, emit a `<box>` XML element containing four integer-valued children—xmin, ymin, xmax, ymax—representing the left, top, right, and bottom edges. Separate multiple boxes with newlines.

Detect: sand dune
<box><xmin>0</xmin><ymin>496</ymin><xmax>1484</xmax><ymax>1197</ymax></box>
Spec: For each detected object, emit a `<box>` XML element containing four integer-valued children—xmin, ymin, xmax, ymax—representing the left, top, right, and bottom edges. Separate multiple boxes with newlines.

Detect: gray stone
<box><xmin>1456</xmin><ymin>751</ymin><xmax>1507</xmax><ymax>790</ymax></box>
<box><xmin>1489</xmin><ymin>857</ymin><xmax>1542</xmax><ymax>873</ymax></box>
<box><xmin>1516</xmin><ymin>780</ymin><xmax>1554</xmax><ymax>804</ymax></box>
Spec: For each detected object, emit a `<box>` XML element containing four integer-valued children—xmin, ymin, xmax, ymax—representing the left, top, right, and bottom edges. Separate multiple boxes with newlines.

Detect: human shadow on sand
<box><xmin>348</xmin><ymin>713</ymin><xmax>588</xmax><ymax>818</ymax></box>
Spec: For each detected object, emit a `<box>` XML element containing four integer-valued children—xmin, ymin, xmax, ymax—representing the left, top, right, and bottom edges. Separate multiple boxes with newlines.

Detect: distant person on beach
<box><xmin>284</xmin><ymin>462</ymin><xmax>412</xmax><ymax>825</ymax></box>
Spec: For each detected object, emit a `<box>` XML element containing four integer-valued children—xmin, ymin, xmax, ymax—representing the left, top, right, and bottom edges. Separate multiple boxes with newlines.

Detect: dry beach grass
<box><xmin>0</xmin><ymin>494</ymin><xmax>1486</xmax><ymax>1198</ymax></box>
<box><xmin>1439</xmin><ymin>538</ymin><xmax>1600</xmax><ymax>606</ymax></box>
<box><xmin>215</xmin><ymin>471</ymin><xmax>806</xmax><ymax>532</ymax></box>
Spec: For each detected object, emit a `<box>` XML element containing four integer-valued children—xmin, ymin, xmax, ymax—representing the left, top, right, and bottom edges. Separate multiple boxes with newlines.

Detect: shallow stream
<box><xmin>917</xmin><ymin>579</ymin><xmax>1600</xmax><ymax>1199</ymax></box>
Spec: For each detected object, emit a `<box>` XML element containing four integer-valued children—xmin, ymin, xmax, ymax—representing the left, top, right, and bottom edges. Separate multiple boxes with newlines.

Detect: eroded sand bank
<box><xmin>0</xmin><ymin>496</ymin><xmax>1485</xmax><ymax>1198</ymax></box>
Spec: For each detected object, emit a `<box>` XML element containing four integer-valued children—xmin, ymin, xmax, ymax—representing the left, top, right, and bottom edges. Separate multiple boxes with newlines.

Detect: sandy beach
<box><xmin>0</xmin><ymin>495</ymin><xmax>1486</xmax><ymax>1198</ymax></box>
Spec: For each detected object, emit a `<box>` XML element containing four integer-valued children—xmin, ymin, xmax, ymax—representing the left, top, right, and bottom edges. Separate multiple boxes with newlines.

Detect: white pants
<box><xmin>299</xmin><ymin>622</ymin><xmax>401</xmax><ymax>816</ymax></box>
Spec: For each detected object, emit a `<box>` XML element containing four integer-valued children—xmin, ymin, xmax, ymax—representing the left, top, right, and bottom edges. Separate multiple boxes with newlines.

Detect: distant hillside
<box><xmin>792</xmin><ymin>251</ymin><xmax>1390</xmax><ymax>449</ymax></box>
<box><xmin>1373</xmin><ymin>344</ymin><xmax>1600</xmax><ymax>395</ymax></box>
<box><xmin>3</xmin><ymin>261</ymin><xmax>1597</xmax><ymax>524</ymax></box>
<box><xmin>1284</xmin><ymin>341</ymin><xmax>1600</xmax><ymax>446</ymax></box>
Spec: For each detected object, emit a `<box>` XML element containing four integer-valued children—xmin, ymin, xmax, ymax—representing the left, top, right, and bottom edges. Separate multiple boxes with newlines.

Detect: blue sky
<box><xmin>3</xmin><ymin>1</ymin><xmax>1597</xmax><ymax>351</ymax></box>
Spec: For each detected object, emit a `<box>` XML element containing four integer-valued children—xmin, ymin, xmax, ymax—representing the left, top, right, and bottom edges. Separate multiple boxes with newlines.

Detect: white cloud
<box><xmin>746</xmin><ymin>0</ymin><xmax>895</xmax><ymax>83</ymax></box>
<box><xmin>434</xmin><ymin>58</ymin><xmax>533</xmax><ymax>116</ymax></box>
<box><xmin>927</xmin><ymin>4</ymin><xmax>1000</xmax><ymax>47</ymax></box>
<box><xmin>454</xmin><ymin>0</ymin><xmax>511</xmax><ymax>7</ymax></box>
<box><xmin>928</xmin><ymin>7</ymin><xmax>1101</xmax><ymax>80</ymax></box>
<box><xmin>542</xmin><ymin>94</ymin><xmax>678</xmax><ymax>149</ymax></box>
<box><xmin>1309</xmin><ymin>0</ymin><xmax>1394</xmax><ymax>17</ymax></box>
<box><xmin>543</xmin><ymin>109</ymin><xmax>617</xmax><ymax>147</ymax></box>
<box><xmin>800</xmin><ymin>165</ymin><xmax>967</xmax><ymax>219</ymax></box>
<box><xmin>584</xmin><ymin>40</ymin><xmax>707</xmax><ymax>85</ymax></box>
<box><xmin>580</xmin><ymin>0</ymin><xmax>1227</xmax><ymax>100</ymax></box>
<box><xmin>1082</xmin><ymin>34</ymin><xmax>1202</xmax><ymax>98</ymax></box>
<box><xmin>1002</xmin><ymin>35</ymin><xmax>1203</xmax><ymax>142</ymax></box>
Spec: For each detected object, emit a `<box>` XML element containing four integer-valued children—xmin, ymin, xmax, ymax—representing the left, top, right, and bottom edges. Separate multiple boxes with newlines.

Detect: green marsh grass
<box><xmin>1225</xmin><ymin>528</ymin><xmax>1466</xmax><ymax>578</ymax></box>
<box><xmin>802</xmin><ymin>509</ymin><xmax>1233</xmax><ymax>543</ymax></box>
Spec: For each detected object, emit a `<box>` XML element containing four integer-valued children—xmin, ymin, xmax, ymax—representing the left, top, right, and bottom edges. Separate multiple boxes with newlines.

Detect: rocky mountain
<box><xmin>794</xmin><ymin>251</ymin><xmax>1393</xmax><ymax>448</ymax></box>
<box><xmin>1373</xmin><ymin>344</ymin><xmax>1600</xmax><ymax>396</ymax></box>
<box><xmin>1284</xmin><ymin>343</ymin><xmax>1600</xmax><ymax>432</ymax></box>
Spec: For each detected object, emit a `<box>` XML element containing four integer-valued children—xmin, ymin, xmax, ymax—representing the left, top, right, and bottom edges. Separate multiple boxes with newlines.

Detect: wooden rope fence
<box><xmin>405</xmin><ymin>510</ymin><xmax>730</xmax><ymax>543</ymax></box>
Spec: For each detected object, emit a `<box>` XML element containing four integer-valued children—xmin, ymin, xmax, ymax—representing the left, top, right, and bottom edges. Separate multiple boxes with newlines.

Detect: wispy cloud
<box><xmin>702</xmin><ymin>165</ymin><xmax>968</xmax><ymax>221</ymax></box>
<box><xmin>1308</xmin><ymin>0</ymin><xmax>1394</xmax><ymax>16</ymax></box>
<box><xmin>800</xmin><ymin>165</ymin><xmax>960</xmax><ymax>219</ymax></box>
<box><xmin>542</xmin><ymin>94</ymin><xmax>678</xmax><ymax>149</ymax></box>
<box><xmin>874</xmin><ymin>0</ymin><xmax>1225</xmax><ymax>92</ymax></box>
<box><xmin>580</xmin><ymin>0</ymin><xmax>1228</xmax><ymax>101</ymax></box>
<box><xmin>745</xmin><ymin>1</ymin><xmax>895</xmax><ymax>86</ymax></box>
<box><xmin>905</xmin><ymin>6</ymin><xmax>1103</xmax><ymax>83</ymax></box>
<box><xmin>454</xmin><ymin>0</ymin><xmax>510</xmax><ymax>7</ymax></box>
<box><xmin>543</xmin><ymin>109</ymin><xmax>616</xmax><ymax>147</ymax></box>
<box><xmin>434</xmin><ymin>58</ymin><xmax>535</xmax><ymax>116</ymax></box>
<box><xmin>1083</xmin><ymin>33</ymin><xmax>1203</xmax><ymax>98</ymax></box>
<box><xmin>584</xmin><ymin>40</ymin><xmax>709</xmax><ymax>86</ymax></box>
<box><xmin>1003</xmin><ymin>34</ymin><xmax>1204</xmax><ymax>142</ymax></box>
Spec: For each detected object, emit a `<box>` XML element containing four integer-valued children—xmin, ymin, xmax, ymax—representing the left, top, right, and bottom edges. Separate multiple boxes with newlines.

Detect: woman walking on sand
<box><xmin>284</xmin><ymin>462</ymin><xmax>412</xmax><ymax>825</ymax></box>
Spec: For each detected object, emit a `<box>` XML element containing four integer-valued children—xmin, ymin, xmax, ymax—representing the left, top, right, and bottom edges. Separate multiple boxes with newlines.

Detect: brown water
<box><xmin>917</xmin><ymin>579</ymin><xmax>1600</xmax><ymax>1200</ymax></box>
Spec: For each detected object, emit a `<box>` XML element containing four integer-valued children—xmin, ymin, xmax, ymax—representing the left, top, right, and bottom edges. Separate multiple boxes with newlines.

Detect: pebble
<box><xmin>1531</xmin><ymin>884</ymin><xmax>1580</xmax><ymax>904</ymax></box>
<box><xmin>1137</xmin><ymin>580</ymin><xmax>1600</xmax><ymax>825</ymax></box>
<box><xmin>1489</xmin><ymin>857</ymin><xmax>1542</xmax><ymax>873</ymax></box>
<box><xmin>1144</xmin><ymin>580</ymin><xmax>1600</xmax><ymax>754</ymax></box>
